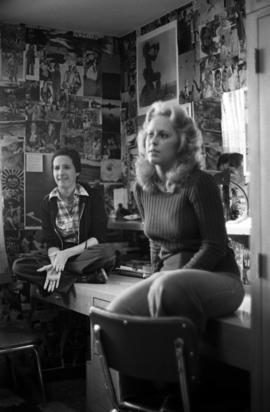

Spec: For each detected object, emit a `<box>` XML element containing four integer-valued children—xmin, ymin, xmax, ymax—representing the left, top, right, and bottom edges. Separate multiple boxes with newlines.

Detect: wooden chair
<box><xmin>0</xmin><ymin>323</ymin><xmax>46</xmax><ymax>402</ymax></box>
<box><xmin>90</xmin><ymin>306</ymin><xmax>199</xmax><ymax>412</ymax></box>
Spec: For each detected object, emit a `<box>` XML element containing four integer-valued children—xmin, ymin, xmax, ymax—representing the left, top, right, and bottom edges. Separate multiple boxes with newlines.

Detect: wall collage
<box><xmin>0</xmin><ymin>0</ymin><xmax>248</xmax><ymax>370</ymax></box>
<box><xmin>0</xmin><ymin>0</ymin><xmax>247</xmax><ymax>273</ymax></box>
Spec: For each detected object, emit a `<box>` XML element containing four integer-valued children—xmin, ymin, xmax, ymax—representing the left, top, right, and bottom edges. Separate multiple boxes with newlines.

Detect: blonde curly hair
<box><xmin>135</xmin><ymin>101</ymin><xmax>203</xmax><ymax>192</ymax></box>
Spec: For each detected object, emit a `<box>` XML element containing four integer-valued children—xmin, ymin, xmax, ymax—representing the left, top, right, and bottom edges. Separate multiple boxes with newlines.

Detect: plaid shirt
<box><xmin>49</xmin><ymin>184</ymin><xmax>89</xmax><ymax>245</ymax></box>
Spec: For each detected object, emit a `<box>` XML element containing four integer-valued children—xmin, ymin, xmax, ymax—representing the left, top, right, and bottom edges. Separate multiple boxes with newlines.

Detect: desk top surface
<box><xmin>32</xmin><ymin>274</ymin><xmax>251</xmax><ymax>327</ymax></box>
<box><xmin>32</xmin><ymin>275</ymin><xmax>139</xmax><ymax>315</ymax></box>
<box><xmin>32</xmin><ymin>274</ymin><xmax>251</xmax><ymax>370</ymax></box>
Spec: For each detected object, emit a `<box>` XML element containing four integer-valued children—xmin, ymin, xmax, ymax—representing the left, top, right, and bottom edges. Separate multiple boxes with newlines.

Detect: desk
<box><xmin>32</xmin><ymin>275</ymin><xmax>251</xmax><ymax>412</ymax></box>
<box><xmin>32</xmin><ymin>276</ymin><xmax>139</xmax><ymax>412</ymax></box>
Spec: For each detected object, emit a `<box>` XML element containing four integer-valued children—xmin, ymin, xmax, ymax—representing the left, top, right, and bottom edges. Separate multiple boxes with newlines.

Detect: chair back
<box><xmin>90</xmin><ymin>306</ymin><xmax>199</xmax><ymax>383</ymax></box>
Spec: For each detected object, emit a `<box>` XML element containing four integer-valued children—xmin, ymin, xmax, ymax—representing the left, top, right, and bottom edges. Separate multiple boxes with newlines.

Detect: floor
<box><xmin>0</xmin><ymin>377</ymin><xmax>87</xmax><ymax>412</ymax></box>
<box><xmin>41</xmin><ymin>378</ymin><xmax>87</xmax><ymax>412</ymax></box>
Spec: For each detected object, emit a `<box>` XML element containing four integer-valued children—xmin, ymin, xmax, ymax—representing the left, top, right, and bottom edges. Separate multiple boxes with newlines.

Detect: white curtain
<box><xmin>221</xmin><ymin>88</ymin><xmax>248</xmax><ymax>174</ymax></box>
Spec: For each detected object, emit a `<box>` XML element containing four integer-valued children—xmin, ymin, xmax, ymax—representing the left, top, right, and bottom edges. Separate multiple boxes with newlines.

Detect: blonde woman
<box><xmin>108</xmin><ymin>101</ymin><xmax>244</xmax><ymax>407</ymax></box>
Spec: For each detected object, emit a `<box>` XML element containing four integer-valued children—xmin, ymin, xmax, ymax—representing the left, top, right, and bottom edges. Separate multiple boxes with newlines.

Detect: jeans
<box><xmin>108</xmin><ymin>269</ymin><xmax>244</xmax><ymax>330</ymax></box>
<box><xmin>107</xmin><ymin>265</ymin><xmax>245</xmax><ymax>401</ymax></box>
<box><xmin>12</xmin><ymin>244</ymin><xmax>115</xmax><ymax>294</ymax></box>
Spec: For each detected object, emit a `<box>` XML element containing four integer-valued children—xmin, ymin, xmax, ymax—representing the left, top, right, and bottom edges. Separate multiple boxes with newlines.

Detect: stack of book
<box><xmin>114</xmin><ymin>259</ymin><xmax>151</xmax><ymax>279</ymax></box>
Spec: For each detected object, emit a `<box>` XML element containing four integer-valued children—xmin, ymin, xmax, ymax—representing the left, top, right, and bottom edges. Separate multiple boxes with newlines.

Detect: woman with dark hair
<box><xmin>107</xmin><ymin>101</ymin><xmax>244</xmax><ymax>407</ymax></box>
<box><xmin>13</xmin><ymin>147</ymin><xmax>115</xmax><ymax>294</ymax></box>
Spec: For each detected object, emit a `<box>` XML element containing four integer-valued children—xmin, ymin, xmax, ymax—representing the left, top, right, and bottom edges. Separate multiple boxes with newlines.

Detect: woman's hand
<box><xmin>50</xmin><ymin>249</ymin><xmax>70</xmax><ymax>273</ymax></box>
<box><xmin>37</xmin><ymin>264</ymin><xmax>61</xmax><ymax>292</ymax></box>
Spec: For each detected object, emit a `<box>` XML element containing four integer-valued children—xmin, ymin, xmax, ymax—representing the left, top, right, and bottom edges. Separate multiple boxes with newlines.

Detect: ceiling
<box><xmin>0</xmin><ymin>0</ymin><xmax>185</xmax><ymax>37</ymax></box>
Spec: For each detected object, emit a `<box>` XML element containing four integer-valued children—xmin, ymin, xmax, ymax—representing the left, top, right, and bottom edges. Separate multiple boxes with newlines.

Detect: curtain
<box><xmin>221</xmin><ymin>88</ymin><xmax>248</xmax><ymax>174</ymax></box>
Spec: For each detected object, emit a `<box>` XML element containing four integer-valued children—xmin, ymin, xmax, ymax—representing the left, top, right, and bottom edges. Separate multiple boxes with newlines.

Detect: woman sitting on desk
<box><xmin>13</xmin><ymin>147</ymin><xmax>115</xmax><ymax>294</ymax></box>
<box><xmin>107</xmin><ymin>101</ymin><xmax>245</xmax><ymax>406</ymax></box>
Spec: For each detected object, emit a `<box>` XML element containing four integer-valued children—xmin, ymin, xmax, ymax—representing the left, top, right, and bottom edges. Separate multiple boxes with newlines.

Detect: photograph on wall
<box><xmin>122</xmin><ymin>118</ymin><xmax>138</xmax><ymax>153</ymax></box>
<box><xmin>199</xmin><ymin>23</ymin><xmax>219</xmax><ymax>60</ymax></box>
<box><xmin>177</xmin><ymin>2</ymin><xmax>194</xmax><ymax>55</ymax></box>
<box><xmin>83</xmin><ymin>50</ymin><xmax>102</xmax><ymax>97</ymax></box>
<box><xmin>40</xmin><ymin>80</ymin><xmax>53</xmax><ymax>105</ymax></box>
<box><xmin>2</xmin><ymin>169</ymin><xmax>24</xmax><ymax>204</ymax></box>
<box><xmin>3</xmin><ymin>196</ymin><xmax>23</xmax><ymax>235</ymax></box>
<box><xmin>100</xmin><ymin>159</ymin><xmax>122</xmax><ymax>183</ymax></box>
<box><xmin>25</xmin><ymin>153</ymin><xmax>54</xmax><ymax>229</ymax></box>
<box><xmin>82</xmin><ymin>127</ymin><xmax>102</xmax><ymax>162</ymax></box>
<box><xmin>60</xmin><ymin>62</ymin><xmax>84</xmax><ymax>97</ymax></box>
<box><xmin>25</xmin><ymin>120</ymin><xmax>61</xmax><ymax>153</ymax></box>
<box><xmin>195</xmin><ymin>0</ymin><xmax>226</xmax><ymax>26</ymax></box>
<box><xmin>81</xmin><ymin>97</ymin><xmax>102</xmax><ymax>128</ymax></box>
<box><xmin>1</xmin><ymin>51</ymin><xmax>25</xmax><ymax>83</ymax></box>
<box><xmin>0</xmin><ymin>83</ymin><xmax>32</xmax><ymax>122</ymax></box>
<box><xmin>80</xmin><ymin>161</ymin><xmax>101</xmax><ymax>182</ymax></box>
<box><xmin>178</xmin><ymin>50</ymin><xmax>195</xmax><ymax>103</ymax></box>
<box><xmin>194</xmin><ymin>99</ymin><xmax>222</xmax><ymax>169</ymax></box>
<box><xmin>1</xmin><ymin>23</ymin><xmax>25</xmax><ymax>52</ymax></box>
<box><xmin>137</xmin><ymin>20</ymin><xmax>179</xmax><ymax>116</ymax></box>
<box><xmin>63</xmin><ymin>130</ymin><xmax>85</xmax><ymax>155</ymax></box>
<box><xmin>102</xmin><ymin>99</ymin><xmax>120</xmax><ymax>132</ymax></box>
<box><xmin>24</xmin><ymin>44</ymin><xmax>39</xmax><ymax>80</ymax></box>
<box><xmin>127</xmin><ymin>148</ymin><xmax>138</xmax><ymax>183</ymax></box>
<box><xmin>0</xmin><ymin>123</ymin><xmax>24</xmax><ymax>170</ymax></box>
<box><xmin>102</xmin><ymin>132</ymin><xmax>121</xmax><ymax>159</ymax></box>
<box><xmin>1</xmin><ymin>166</ymin><xmax>24</xmax><ymax>264</ymax></box>
<box><xmin>121</xmin><ymin>86</ymin><xmax>137</xmax><ymax>120</ymax></box>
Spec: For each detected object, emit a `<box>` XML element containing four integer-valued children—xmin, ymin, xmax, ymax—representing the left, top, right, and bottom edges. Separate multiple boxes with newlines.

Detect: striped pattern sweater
<box><xmin>134</xmin><ymin>169</ymin><xmax>239</xmax><ymax>277</ymax></box>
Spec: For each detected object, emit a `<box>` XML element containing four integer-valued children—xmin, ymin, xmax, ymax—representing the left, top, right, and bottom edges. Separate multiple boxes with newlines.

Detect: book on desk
<box><xmin>113</xmin><ymin>259</ymin><xmax>151</xmax><ymax>279</ymax></box>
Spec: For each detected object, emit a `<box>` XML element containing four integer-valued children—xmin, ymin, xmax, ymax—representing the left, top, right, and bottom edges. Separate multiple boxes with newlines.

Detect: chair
<box><xmin>0</xmin><ymin>323</ymin><xmax>46</xmax><ymax>402</ymax></box>
<box><xmin>89</xmin><ymin>306</ymin><xmax>199</xmax><ymax>412</ymax></box>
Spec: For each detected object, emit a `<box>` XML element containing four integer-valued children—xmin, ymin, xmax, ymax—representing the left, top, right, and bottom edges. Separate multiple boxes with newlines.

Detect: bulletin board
<box><xmin>24</xmin><ymin>153</ymin><xmax>54</xmax><ymax>229</ymax></box>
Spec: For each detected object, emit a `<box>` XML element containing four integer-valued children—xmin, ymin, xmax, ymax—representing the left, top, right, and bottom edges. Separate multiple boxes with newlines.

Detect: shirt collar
<box><xmin>49</xmin><ymin>183</ymin><xmax>89</xmax><ymax>200</ymax></box>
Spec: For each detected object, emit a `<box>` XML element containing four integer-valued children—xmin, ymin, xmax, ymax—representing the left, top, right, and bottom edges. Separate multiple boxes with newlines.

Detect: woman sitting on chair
<box><xmin>13</xmin><ymin>147</ymin><xmax>115</xmax><ymax>294</ymax></box>
<box><xmin>107</xmin><ymin>101</ymin><xmax>245</xmax><ymax>407</ymax></box>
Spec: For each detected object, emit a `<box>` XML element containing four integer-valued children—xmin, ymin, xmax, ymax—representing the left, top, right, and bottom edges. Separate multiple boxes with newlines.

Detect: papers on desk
<box><xmin>122</xmin><ymin>214</ymin><xmax>141</xmax><ymax>221</ymax></box>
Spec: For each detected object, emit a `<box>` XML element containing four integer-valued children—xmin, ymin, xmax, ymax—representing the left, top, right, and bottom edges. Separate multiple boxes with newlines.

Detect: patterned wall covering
<box><xmin>119</xmin><ymin>0</ymin><xmax>247</xmax><ymax>201</ymax></box>
<box><xmin>0</xmin><ymin>0</ymin><xmax>247</xmax><ymax>272</ymax></box>
<box><xmin>0</xmin><ymin>25</ymin><xmax>122</xmax><ymax>271</ymax></box>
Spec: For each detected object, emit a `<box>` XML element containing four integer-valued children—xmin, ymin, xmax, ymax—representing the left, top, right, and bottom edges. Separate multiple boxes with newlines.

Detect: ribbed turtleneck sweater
<box><xmin>134</xmin><ymin>169</ymin><xmax>239</xmax><ymax>277</ymax></box>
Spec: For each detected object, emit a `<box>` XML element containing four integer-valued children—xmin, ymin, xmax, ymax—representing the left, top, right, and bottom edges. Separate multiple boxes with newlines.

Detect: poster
<box><xmin>137</xmin><ymin>20</ymin><xmax>179</xmax><ymax>115</ymax></box>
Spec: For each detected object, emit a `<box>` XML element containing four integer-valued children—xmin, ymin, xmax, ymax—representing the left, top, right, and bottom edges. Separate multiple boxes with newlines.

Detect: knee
<box><xmin>147</xmin><ymin>273</ymin><xmax>171</xmax><ymax>316</ymax></box>
<box><xmin>12</xmin><ymin>257</ymin><xmax>21</xmax><ymax>274</ymax></box>
<box><xmin>148</xmin><ymin>272</ymin><xmax>177</xmax><ymax>301</ymax></box>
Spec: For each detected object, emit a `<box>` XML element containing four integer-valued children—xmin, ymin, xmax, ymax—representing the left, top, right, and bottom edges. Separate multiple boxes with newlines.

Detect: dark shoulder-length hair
<box><xmin>135</xmin><ymin>101</ymin><xmax>202</xmax><ymax>192</ymax></box>
<box><xmin>51</xmin><ymin>147</ymin><xmax>81</xmax><ymax>173</ymax></box>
